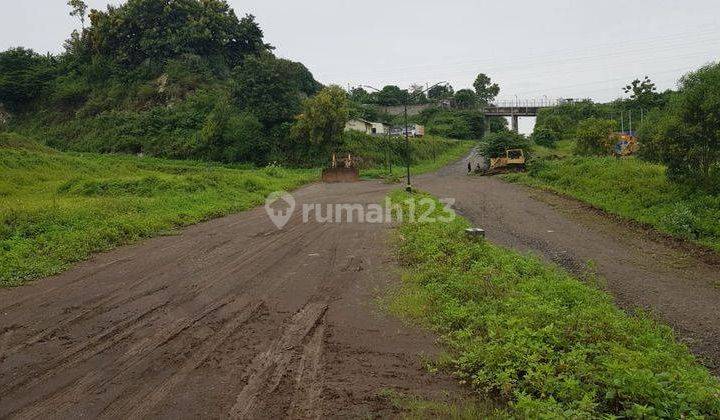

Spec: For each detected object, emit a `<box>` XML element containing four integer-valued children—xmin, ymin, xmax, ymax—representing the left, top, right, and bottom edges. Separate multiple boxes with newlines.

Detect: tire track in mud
<box><xmin>0</xmin><ymin>218</ymin><xmax>318</xmax><ymax>362</ymax></box>
<box><xmin>103</xmin><ymin>300</ymin><xmax>266</xmax><ymax>419</ymax></box>
<box><xmin>229</xmin><ymin>302</ymin><xmax>328</xmax><ymax>419</ymax></box>
<box><xmin>1</xmin><ymin>182</ymin><xmax>469</xmax><ymax>418</ymax></box>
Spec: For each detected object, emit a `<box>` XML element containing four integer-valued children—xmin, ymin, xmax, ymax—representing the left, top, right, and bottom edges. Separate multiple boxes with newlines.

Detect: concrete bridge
<box><xmin>484</xmin><ymin>99</ymin><xmax>558</xmax><ymax>132</ymax></box>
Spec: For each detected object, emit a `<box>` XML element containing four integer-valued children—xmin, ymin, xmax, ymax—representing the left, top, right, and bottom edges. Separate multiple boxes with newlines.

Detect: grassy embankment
<box><xmin>503</xmin><ymin>155</ymin><xmax>720</xmax><ymax>252</ymax></box>
<box><xmin>0</xmin><ymin>133</ymin><xmax>469</xmax><ymax>287</ymax></box>
<box><xmin>387</xmin><ymin>191</ymin><xmax>720</xmax><ymax>418</ymax></box>
<box><xmin>344</xmin><ymin>133</ymin><xmax>474</xmax><ymax>180</ymax></box>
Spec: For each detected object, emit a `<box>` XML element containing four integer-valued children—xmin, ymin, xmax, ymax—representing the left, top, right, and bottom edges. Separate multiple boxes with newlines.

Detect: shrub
<box><xmin>648</xmin><ymin>62</ymin><xmax>720</xmax><ymax>190</ymax></box>
<box><xmin>478</xmin><ymin>130</ymin><xmax>531</xmax><ymax>158</ymax></box>
<box><xmin>427</xmin><ymin>113</ymin><xmax>471</xmax><ymax>139</ymax></box>
<box><xmin>573</xmin><ymin>118</ymin><xmax>618</xmax><ymax>156</ymax></box>
<box><xmin>531</xmin><ymin>126</ymin><xmax>560</xmax><ymax>148</ymax></box>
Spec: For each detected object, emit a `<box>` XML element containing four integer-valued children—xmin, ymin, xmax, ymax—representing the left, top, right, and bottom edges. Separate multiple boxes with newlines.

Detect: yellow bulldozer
<box><xmin>477</xmin><ymin>149</ymin><xmax>526</xmax><ymax>176</ymax></box>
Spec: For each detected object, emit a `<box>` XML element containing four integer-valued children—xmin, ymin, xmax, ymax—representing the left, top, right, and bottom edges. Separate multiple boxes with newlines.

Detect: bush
<box><xmin>478</xmin><ymin>130</ymin><xmax>531</xmax><ymax>158</ymax></box>
<box><xmin>647</xmin><ymin>62</ymin><xmax>720</xmax><ymax>190</ymax></box>
<box><xmin>573</xmin><ymin>118</ymin><xmax>618</xmax><ymax>156</ymax></box>
<box><xmin>427</xmin><ymin>112</ymin><xmax>471</xmax><ymax>139</ymax></box>
<box><xmin>531</xmin><ymin>126</ymin><xmax>560</xmax><ymax>148</ymax></box>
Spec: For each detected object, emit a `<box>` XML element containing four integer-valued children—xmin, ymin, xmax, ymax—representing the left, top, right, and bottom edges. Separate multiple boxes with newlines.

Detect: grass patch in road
<box><xmin>0</xmin><ymin>135</ymin><xmax>318</xmax><ymax>287</ymax></box>
<box><xmin>387</xmin><ymin>190</ymin><xmax>720</xmax><ymax>418</ymax></box>
<box><xmin>504</xmin><ymin>156</ymin><xmax>720</xmax><ymax>252</ymax></box>
<box><xmin>376</xmin><ymin>388</ymin><xmax>506</xmax><ymax>419</ymax></box>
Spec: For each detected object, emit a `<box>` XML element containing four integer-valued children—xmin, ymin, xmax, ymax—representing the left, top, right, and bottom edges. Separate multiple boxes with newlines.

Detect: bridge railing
<box><xmin>488</xmin><ymin>98</ymin><xmax>559</xmax><ymax>108</ymax></box>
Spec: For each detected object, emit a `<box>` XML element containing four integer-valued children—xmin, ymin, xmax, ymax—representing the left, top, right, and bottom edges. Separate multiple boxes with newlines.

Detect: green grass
<box><xmin>387</xmin><ymin>190</ymin><xmax>720</xmax><ymax>418</ymax></box>
<box><xmin>503</xmin><ymin>156</ymin><xmax>720</xmax><ymax>251</ymax></box>
<box><xmin>0</xmin><ymin>132</ymin><xmax>468</xmax><ymax>287</ymax></box>
<box><xmin>531</xmin><ymin>139</ymin><xmax>575</xmax><ymax>160</ymax></box>
<box><xmin>375</xmin><ymin>388</ymin><xmax>506</xmax><ymax>419</ymax></box>
<box><xmin>361</xmin><ymin>138</ymin><xmax>474</xmax><ymax>180</ymax></box>
<box><xmin>0</xmin><ymin>133</ymin><xmax>318</xmax><ymax>287</ymax></box>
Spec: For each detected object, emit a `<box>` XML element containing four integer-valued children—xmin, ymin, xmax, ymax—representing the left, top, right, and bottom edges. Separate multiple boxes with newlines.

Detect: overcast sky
<box><xmin>1</xmin><ymin>0</ymin><xmax>719</xmax><ymax>132</ymax></box>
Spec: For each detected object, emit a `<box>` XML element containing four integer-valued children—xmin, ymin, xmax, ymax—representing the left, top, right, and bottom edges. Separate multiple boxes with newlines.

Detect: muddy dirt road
<box><xmin>3</xmin><ymin>157</ymin><xmax>719</xmax><ymax>419</ymax></box>
<box><xmin>416</xmin><ymin>158</ymin><xmax>720</xmax><ymax>373</ymax></box>
<box><xmin>0</xmin><ymin>182</ymin><xmax>464</xmax><ymax>419</ymax></box>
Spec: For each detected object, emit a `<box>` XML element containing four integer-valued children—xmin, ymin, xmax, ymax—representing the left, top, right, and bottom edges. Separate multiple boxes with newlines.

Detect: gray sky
<box><xmin>2</xmin><ymin>0</ymin><xmax>719</xmax><ymax>132</ymax></box>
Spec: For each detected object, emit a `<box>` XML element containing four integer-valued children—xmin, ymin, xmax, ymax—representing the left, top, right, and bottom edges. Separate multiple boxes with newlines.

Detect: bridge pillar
<box><xmin>511</xmin><ymin>115</ymin><xmax>519</xmax><ymax>133</ymax></box>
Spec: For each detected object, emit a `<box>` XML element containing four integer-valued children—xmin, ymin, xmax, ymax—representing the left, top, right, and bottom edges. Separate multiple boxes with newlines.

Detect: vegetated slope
<box><xmin>388</xmin><ymin>191</ymin><xmax>720</xmax><ymax>418</ymax></box>
<box><xmin>1</xmin><ymin>0</ymin><xmax>321</xmax><ymax>166</ymax></box>
<box><xmin>0</xmin><ymin>133</ymin><xmax>317</xmax><ymax>286</ymax></box>
<box><xmin>504</xmin><ymin>156</ymin><xmax>720</xmax><ymax>251</ymax></box>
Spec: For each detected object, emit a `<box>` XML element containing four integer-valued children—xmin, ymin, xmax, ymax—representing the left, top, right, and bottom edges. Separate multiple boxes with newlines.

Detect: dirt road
<box><xmin>3</xmin><ymin>158</ymin><xmax>719</xmax><ymax>419</ymax></box>
<box><xmin>415</xmin><ymin>158</ymin><xmax>720</xmax><ymax>373</ymax></box>
<box><xmin>0</xmin><ymin>182</ymin><xmax>464</xmax><ymax>419</ymax></box>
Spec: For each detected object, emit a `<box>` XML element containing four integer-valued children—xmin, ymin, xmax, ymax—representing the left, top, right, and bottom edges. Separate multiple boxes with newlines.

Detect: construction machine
<box><xmin>321</xmin><ymin>153</ymin><xmax>360</xmax><ymax>183</ymax></box>
<box><xmin>477</xmin><ymin>149</ymin><xmax>526</xmax><ymax>176</ymax></box>
<box><xmin>612</xmin><ymin>133</ymin><xmax>639</xmax><ymax>157</ymax></box>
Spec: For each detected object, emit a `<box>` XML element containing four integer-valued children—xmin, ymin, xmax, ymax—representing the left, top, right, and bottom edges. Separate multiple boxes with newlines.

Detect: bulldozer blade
<box><xmin>321</xmin><ymin>167</ymin><xmax>360</xmax><ymax>183</ymax></box>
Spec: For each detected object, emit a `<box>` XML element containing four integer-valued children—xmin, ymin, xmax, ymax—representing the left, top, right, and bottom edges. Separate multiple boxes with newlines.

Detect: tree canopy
<box><xmin>81</xmin><ymin>0</ymin><xmax>271</xmax><ymax>69</ymax></box>
<box><xmin>473</xmin><ymin>73</ymin><xmax>500</xmax><ymax>105</ymax></box>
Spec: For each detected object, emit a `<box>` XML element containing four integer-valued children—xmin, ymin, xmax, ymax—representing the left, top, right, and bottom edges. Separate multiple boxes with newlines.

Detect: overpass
<box><xmin>484</xmin><ymin>99</ymin><xmax>558</xmax><ymax>132</ymax></box>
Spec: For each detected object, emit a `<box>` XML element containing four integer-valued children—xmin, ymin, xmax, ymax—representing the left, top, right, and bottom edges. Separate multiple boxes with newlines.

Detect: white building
<box><xmin>345</xmin><ymin>119</ymin><xmax>392</xmax><ymax>136</ymax></box>
<box><xmin>345</xmin><ymin>119</ymin><xmax>373</xmax><ymax>134</ymax></box>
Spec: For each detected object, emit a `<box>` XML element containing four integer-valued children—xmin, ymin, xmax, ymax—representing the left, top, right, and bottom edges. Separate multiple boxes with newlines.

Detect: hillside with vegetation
<box><xmin>0</xmin><ymin>0</ymin><xmax>330</xmax><ymax>165</ymax></box>
<box><xmin>0</xmin><ymin>0</ymin><xmax>474</xmax><ymax>169</ymax></box>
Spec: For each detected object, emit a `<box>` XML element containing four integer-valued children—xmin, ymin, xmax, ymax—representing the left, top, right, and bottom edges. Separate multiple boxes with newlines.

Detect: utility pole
<box><xmin>364</xmin><ymin>81</ymin><xmax>446</xmax><ymax>192</ymax></box>
<box><xmin>404</xmin><ymin>100</ymin><xmax>412</xmax><ymax>191</ymax></box>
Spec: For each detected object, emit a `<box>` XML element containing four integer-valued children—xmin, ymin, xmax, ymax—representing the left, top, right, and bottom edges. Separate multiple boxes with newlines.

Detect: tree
<box><xmin>573</xmin><ymin>118</ymin><xmax>618</xmax><ymax>156</ymax></box>
<box><xmin>454</xmin><ymin>89</ymin><xmax>477</xmax><ymax>109</ymax></box>
<box><xmin>624</xmin><ymin>76</ymin><xmax>659</xmax><ymax>109</ymax></box>
<box><xmin>652</xmin><ymin>63</ymin><xmax>720</xmax><ymax>189</ymax></box>
<box><xmin>409</xmin><ymin>83</ymin><xmax>428</xmax><ymax>104</ymax></box>
<box><xmin>349</xmin><ymin>87</ymin><xmax>372</xmax><ymax>104</ymax></box>
<box><xmin>456</xmin><ymin>110</ymin><xmax>486</xmax><ymax>139</ymax></box>
<box><xmin>473</xmin><ymin>73</ymin><xmax>500</xmax><ymax>105</ymax></box>
<box><xmin>84</xmin><ymin>0</ymin><xmax>271</xmax><ymax>68</ymax></box>
<box><xmin>427</xmin><ymin>84</ymin><xmax>453</xmax><ymax>100</ymax></box>
<box><xmin>487</xmin><ymin>116</ymin><xmax>508</xmax><ymax>133</ymax></box>
<box><xmin>67</xmin><ymin>0</ymin><xmax>88</xmax><ymax>28</ymax></box>
<box><xmin>377</xmin><ymin>85</ymin><xmax>408</xmax><ymax>106</ymax></box>
<box><xmin>198</xmin><ymin>96</ymin><xmax>266</xmax><ymax>163</ymax></box>
<box><xmin>0</xmin><ymin>48</ymin><xmax>56</xmax><ymax>111</ymax></box>
<box><xmin>427</xmin><ymin>113</ymin><xmax>471</xmax><ymax>139</ymax></box>
<box><xmin>232</xmin><ymin>53</ymin><xmax>314</xmax><ymax>126</ymax></box>
<box><xmin>291</xmin><ymin>85</ymin><xmax>349</xmax><ymax>153</ymax></box>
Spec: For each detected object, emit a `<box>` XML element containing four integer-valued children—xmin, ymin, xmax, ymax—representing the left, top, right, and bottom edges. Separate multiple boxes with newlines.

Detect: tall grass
<box><xmin>0</xmin><ymin>134</ymin><xmax>317</xmax><ymax>286</ymax></box>
<box><xmin>388</xmin><ymin>191</ymin><xmax>720</xmax><ymax>418</ymax></box>
<box><xmin>504</xmin><ymin>156</ymin><xmax>720</xmax><ymax>251</ymax></box>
